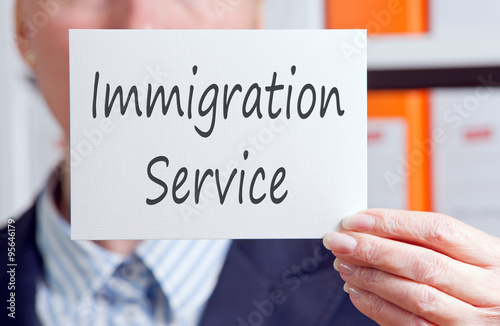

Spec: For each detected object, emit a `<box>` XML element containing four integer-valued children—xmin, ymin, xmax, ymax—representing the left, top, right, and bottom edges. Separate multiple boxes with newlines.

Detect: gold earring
<box><xmin>24</xmin><ymin>49</ymin><xmax>37</xmax><ymax>65</ymax></box>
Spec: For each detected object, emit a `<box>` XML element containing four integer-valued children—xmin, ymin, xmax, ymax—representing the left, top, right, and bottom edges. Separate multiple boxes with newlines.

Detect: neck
<box><xmin>55</xmin><ymin>151</ymin><xmax>140</xmax><ymax>255</ymax></box>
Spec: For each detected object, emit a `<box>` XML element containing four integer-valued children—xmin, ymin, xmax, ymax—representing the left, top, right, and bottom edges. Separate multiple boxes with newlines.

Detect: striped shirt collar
<box><xmin>35</xmin><ymin>174</ymin><xmax>231</xmax><ymax>324</ymax></box>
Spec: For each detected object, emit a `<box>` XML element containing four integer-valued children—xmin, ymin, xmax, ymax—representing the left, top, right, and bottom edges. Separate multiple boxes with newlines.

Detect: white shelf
<box><xmin>368</xmin><ymin>0</ymin><xmax>500</xmax><ymax>70</ymax></box>
<box><xmin>368</xmin><ymin>35</ymin><xmax>500</xmax><ymax>70</ymax></box>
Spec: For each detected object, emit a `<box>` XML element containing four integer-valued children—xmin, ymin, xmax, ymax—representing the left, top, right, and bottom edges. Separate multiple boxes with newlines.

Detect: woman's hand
<box><xmin>323</xmin><ymin>209</ymin><xmax>500</xmax><ymax>325</ymax></box>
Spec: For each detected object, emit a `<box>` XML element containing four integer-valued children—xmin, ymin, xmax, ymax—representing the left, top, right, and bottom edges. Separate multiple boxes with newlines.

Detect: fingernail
<box><xmin>334</xmin><ymin>258</ymin><xmax>358</xmax><ymax>276</ymax></box>
<box><xmin>323</xmin><ymin>232</ymin><xmax>357</xmax><ymax>254</ymax></box>
<box><xmin>342</xmin><ymin>214</ymin><xmax>374</xmax><ymax>231</ymax></box>
<box><xmin>343</xmin><ymin>283</ymin><xmax>366</xmax><ymax>300</ymax></box>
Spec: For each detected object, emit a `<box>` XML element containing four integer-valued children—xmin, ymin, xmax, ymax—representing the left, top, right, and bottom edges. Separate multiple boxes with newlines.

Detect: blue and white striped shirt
<box><xmin>35</xmin><ymin>178</ymin><xmax>231</xmax><ymax>326</ymax></box>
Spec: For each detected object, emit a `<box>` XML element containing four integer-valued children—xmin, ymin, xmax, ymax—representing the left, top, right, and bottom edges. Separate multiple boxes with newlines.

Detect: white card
<box><xmin>69</xmin><ymin>30</ymin><xmax>367</xmax><ymax>239</ymax></box>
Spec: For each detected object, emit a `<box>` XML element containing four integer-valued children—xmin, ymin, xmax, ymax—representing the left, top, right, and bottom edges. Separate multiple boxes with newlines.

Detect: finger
<box><xmin>342</xmin><ymin>209</ymin><xmax>500</xmax><ymax>267</ymax></box>
<box><xmin>337</xmin><ymin>259</ymin><xmax>479</xmax><ymax>325</ymax></box>
<box><xmin>324</xmin><ymin>231</ymin><xmax>496</xmax><ymax>306</ymax></box>
<box><xmin>343</xmin><ymin>283</ymin><xmax>436</xmax><ymax>326</ymax></box>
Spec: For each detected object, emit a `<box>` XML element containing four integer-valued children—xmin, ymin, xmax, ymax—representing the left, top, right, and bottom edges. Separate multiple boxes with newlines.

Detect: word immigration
<box><xmin>91</xmin><ymin>65</ymin><xmax>344</xmax><ymax>138</ymax></box>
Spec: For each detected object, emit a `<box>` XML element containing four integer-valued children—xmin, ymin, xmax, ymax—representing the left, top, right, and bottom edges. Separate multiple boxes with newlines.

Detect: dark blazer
<box><xmin>0</xmin><ymin>199</ymin><xmax>377</xmax><ymax>326</ymax></box>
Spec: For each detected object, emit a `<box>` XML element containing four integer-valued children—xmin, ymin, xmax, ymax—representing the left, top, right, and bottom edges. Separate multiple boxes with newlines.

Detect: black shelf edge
<box><xmin>368</xmin><ymin>66</ymin><xmax>500</xmax><ymax>90</ymax></box>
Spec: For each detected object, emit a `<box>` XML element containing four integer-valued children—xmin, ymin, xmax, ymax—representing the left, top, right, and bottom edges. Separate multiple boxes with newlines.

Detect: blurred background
<box><xmin>1</xmin><ymin>0</ymin><xmax>500</xmax><ymax>236</ymax></box>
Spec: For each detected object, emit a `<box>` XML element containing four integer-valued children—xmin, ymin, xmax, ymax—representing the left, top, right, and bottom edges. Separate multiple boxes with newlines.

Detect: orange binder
<box><xmin>368</xmin><ymin>90</ymin><xmax>431</xmax><ymax>211</ymax></box>
<box><xmin>326</xmin><ymin>0</ymin><xmax>428</xmax><ymax>35</ymax></box>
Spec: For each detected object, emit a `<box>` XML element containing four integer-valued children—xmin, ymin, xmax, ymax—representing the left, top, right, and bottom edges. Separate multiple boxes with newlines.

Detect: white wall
<box><xmin>0</xmin><ymin>0</ymin><xmax>63</xmax><ymax>226</ymax></box>
<box><xmin>0</xmin><ymin>0</ymin><xmax>11</xmax><ymax>224</ymax></box>
<box><xmin>0</xmin><ymin>0</ymin><xmax>29</xmax><ymax>225</ymax></box>
<box><xmin>263</xmin><ymin>0</ymin><xmax>325</xmax><ymax>29</ymax></box>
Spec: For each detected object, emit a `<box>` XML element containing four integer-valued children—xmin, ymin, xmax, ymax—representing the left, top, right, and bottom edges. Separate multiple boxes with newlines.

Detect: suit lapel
<box><xmin>199</xmin><ymin>239</ymin><xmax>349</xmax><ymax>326</ymax></box>
<box><xmin>0</xmin><ymin>199</ymin><xmax>43</xmax><ymax>326</ymax></box>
